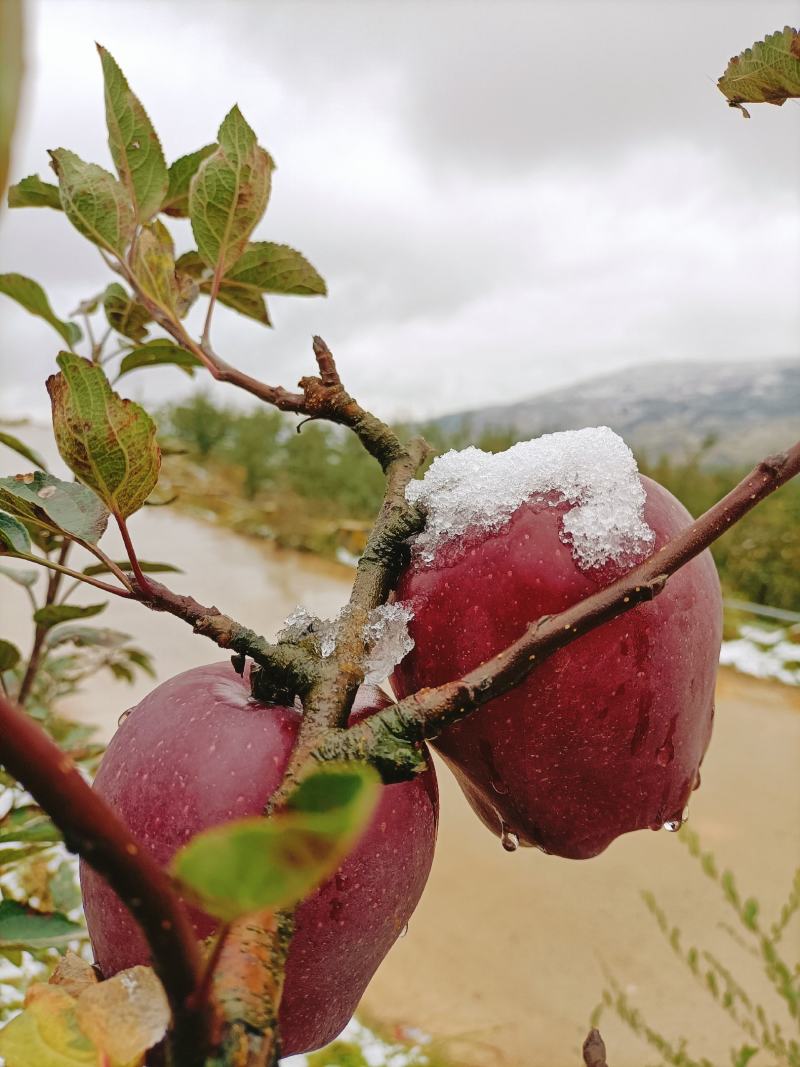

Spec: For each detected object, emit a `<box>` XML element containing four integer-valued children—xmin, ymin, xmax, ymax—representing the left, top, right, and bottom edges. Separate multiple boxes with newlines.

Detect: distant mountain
<box><xmin>436</xmin><ymin>359</ymin><xmax>800</xmax><ymax>466</ymax></box>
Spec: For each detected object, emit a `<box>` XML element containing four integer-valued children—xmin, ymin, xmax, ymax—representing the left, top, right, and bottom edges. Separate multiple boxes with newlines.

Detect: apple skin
<box><xmin>391</xmin><ymin>476</ymin><xmax>721</xmax><ymax>860</ymax></box>
<box><xmin>79</xmin><ymin>665</ymin><xmax>438</xmax><ymax>1055</ymax></box>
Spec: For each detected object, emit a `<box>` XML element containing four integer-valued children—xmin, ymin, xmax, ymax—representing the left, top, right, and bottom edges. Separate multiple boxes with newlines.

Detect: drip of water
<box><xmin>500</xmin><ymin>824</ymin><xmax>520</xmax><ymax>852</ymax></box>
<box><xmin>399</xmin><ymin>922</ymin><xmax>409</xmax><ymax>938</ymax></box>
<box><xmin>662</xmin><ymin>817</ymin><xmax>682</xmax><ymax>832</ymax></box>
<box><xmin>117</xmin><ymin>709</ymin><xmax>132</xmax><ymax>726</ymax></box>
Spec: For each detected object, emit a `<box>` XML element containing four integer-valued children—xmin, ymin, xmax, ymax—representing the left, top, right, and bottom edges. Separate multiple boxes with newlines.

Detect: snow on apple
<box><xmin>406</xmin><ymin>425</ymin><xmax>655</xmax><ymax>570</ymax></box>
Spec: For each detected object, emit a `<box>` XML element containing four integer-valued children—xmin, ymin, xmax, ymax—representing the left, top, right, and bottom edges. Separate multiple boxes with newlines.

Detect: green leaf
<box><xmin>0</xmin><ymin>510</ymin><xmax>31</xmax><ymax>553</ymax></box>
<box><xmin>162</xmin><ymin>144</ymin><xmax>215</xmax><ymax>216</ymax></box>
<box><xmin>0</xmin><ymin>807</ymin><xmax>61</xmax><ymax>845</ymax></box>
<box><xmin>0</xmin><ymin>985</ymin><xmax>96</xmax><ymax>1067</ymax></box>
<box><xmin>102</xmin><ymin>282</ymin><xmax>150</xmax><ymax>342</ymax></box>
<box><xmin>81</xmin><ymin>558</ymin><xmax>180</xmax><ymax>577</ymax></box>
<box><xmin>0</xmin><ymin>274</ymin><xmax>82</xmax><ymax>347</ymax></box>
<box><xmin>131</xmin><ymin>221</ymin><xmax>178</xmax><ymax>316</ymax></box>
<box><xmin>718</xmin><ymin>27</ymin><xmax>800</xmax><ymax>112</ymax></box>
<box><xmin>0</xmin><ymin>472</ymin><xmax>109</xmax><ymax>543</ymax></box>
<box><xmin>189</xmin><ymin>106</ymin><xmax>273</xmax><ymax>279</ymax></box>
<box><xmin>45</xmin><ymin>625</ymin><xmax>129</xmax><ymax>649</ymax></box>
<box><xmin>0</xmin><ymin>431</ymin><xmax>48</xmax><ymax>471</ymax></box>
<box><xmin>116</xmin><ymin>340</ymin><xmax>201</xmax><ymax>380</ymax></box>
<box><xmin>97</xmin><ymin>44</ymin><xmax>168</xmax><ymax>224</ymax></box>
<box><xmin>48</xmin><ymin>149</ymin><xmax>134</xmax><ymax>257</ymax></box>
<box><xmin>33</xmin><ymin>603</ymin><xmax>107</xmax><ymax>629</ymax></box>
<box><xmin>0</xmin><ymin>900</ymin><xmax>84</xmax><ymax>950</ymax></box>
<box><xmin>172</xmin><ymin>763</ymin><xmax>379</xmax><ymax>921</ymax></box>
<box><xmin>217</xmin><ymin>284</ymin><xmax>271</xmax><ymax>326</ymax></box>
<box><xmin>0</xmin><ymin>639</ymin><xmax>21</xmax><ymax>671</ymax></box>
<box><xmin>228</xmin><ymin>242</ymin><xmax>327</xmax><ymax>296</ymax></box>
<box><xmin>47</xmin><ymin>354</ymin><xmax>161</xmax><ymax>519</ymax></box>
<box><xmin>0</xmin><ymin>563</ymin><xmax>38</xmax><ymax>587</ymax></box>
<box><xmin>7</xmin><ymin>173</ymin><xmax>63</xmax><ymax>210</ymax></box>
<box><xmin>0</xmin><ymin>0</ymin><xmax>23</xmax><ymax>198</ymax></box>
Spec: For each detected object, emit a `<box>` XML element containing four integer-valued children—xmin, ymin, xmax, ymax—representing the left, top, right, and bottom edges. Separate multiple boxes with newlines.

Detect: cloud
<box><xmin>1</xmin><ymin>0</ymin><xmax>798</xmax><ymax>423</ymax></box>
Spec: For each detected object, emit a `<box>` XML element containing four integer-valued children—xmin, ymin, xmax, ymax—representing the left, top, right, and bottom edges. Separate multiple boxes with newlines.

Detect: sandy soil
<box><xmin>362</xmin><ymin>670</ymin><xmax>800</xmax><ymax>1066</ymax></box>
<box><xmin>0</xmin><ymin>439</ymin><xmax>797</xmax><ymax>1065</ymax></box>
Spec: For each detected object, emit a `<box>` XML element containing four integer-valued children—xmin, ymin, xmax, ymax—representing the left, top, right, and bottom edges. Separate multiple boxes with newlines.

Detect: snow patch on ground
<box><xmin>721</xmin><ymin>624</ymin><xmax>800</xmax><ymax>686</ymax></box>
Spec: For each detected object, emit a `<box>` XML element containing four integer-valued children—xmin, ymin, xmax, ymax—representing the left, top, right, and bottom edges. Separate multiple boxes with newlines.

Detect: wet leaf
<box><xmin>0</xmin><ymin>472</ymin><xmax>109</xmax><ymax>544</ymax></box>
<box><xmin>718</xmin><ymin>26</ymin><xmax>800</xmax><ymax>111</ymax></box>
<box><xmin>0</xmin><ymin>900</ymin><xmax>84</xmax><ymax>950</ymax></box>
<box><xmin>189</xmin><ymin>105</ymin><xmax>273</xmax><ymax>278</ymax></box>
<box><xmin>103</xmin><ymin>282</ymin><xmax>150</xmax><ymax>342</ymax></box>
<box><xmin>0</xmin><ymin>274</ymin><xmax>82</xmax><ymax>347</ymax></box>
<box><xmin>48</xmin><ymin>149</ymin><xmax>135</xmax><ymax>257</ymax></box>
<box><xmin>132</xmin><ymin>220</ymin><xmax>178</xmax><ymax>316</ymax></box>
<box><xmin>7</xmin><ymin>173</ymin><xmax>62</xmax><ymax>210</ymax></box>
<box><xmin>47</xmin><ymin>354</ymin><xmax>161</xmax><ymax>519</ymax></box>
<box><xmin>0</xmin><ymin>638</ymin><xmax>21</xmax><ymax>671</ymax></box>
<box><xmin>172</xmin><ymin>763</ymin><xmax>379</xmax><ymax>920</ymax></box>
<box><xmin>116</xmin><ymin>340</ymin><xmax>201</xmax><ymax>380</ymax></box>
<box><xmin>33</xmin><ymin>603</ymin><xmax>107</xmax><ymax>629</ymax></box>
<box><xmin>162</xmin><ymin>143</ymin><xmax>215</xmax><ymax>216</ymax></box>
<box><xmin>97</xmin><ymin>44</ymin><xmax>167</xmax><ymax>223</ymax></box>
<box><xmin>0</xmin><ymin>510</ymin><xmax>31</xmax><ymax>553</ymax></box>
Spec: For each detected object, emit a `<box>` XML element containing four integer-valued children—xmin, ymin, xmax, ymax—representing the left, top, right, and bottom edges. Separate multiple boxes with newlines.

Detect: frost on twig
<box><xmin>278</xmin><ymin>602</ymin><xmax>414</xmax><ymax>683</ymax></box>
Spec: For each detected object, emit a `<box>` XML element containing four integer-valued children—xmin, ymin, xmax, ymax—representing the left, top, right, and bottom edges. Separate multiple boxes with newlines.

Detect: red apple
<box><xmin>391</xmin><ymin>473</ymin><xmax>721</xmax><ymax>860</ymax></box>
<box><xmin>80</xmin><ymin>664</ymin><xmax>438</xmax><ymax>1054</ymax></box>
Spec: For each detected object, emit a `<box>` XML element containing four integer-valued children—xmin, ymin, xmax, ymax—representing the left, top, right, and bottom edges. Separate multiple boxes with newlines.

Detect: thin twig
<box><xmin>115</xmin><ymin>513</ymin><xmax>152</xmax><ymax>595</ymax></box>
<box><xmin>6</xmin><ymin>551</ymin><xmax>133</xmax><ymax>599</ymax></box>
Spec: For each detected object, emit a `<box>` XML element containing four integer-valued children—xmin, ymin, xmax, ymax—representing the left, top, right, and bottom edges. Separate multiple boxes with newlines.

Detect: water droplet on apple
<box><xmin>655</xmin><ymin>742</ymin><xmax>674</xmax><ymax>766</ymax></box>
<box><xmin>399</xmin><ymin>922</ymin><xmax>409</xmax><ymax>938</ymax></box>
<box><xmin>490</xmin><ymin>778</ymin><xmax>509</xmax><ymax>795</ymax></box>
<box><xmin>662</xmin><ymin>816</ymin><xmax>682</xmax><ymax>832</ymax></box>
<box><xmin>500</xmin><ymin>824</ymin><xmax>520</xmax><ymax>852</ymax></box>
<box><xmin>118</xmin><ymin>709</ymin><xmax>131</xmax><ymax>726</ymax></box>
<box><xmin>681</xmin><ymin>805</ymin><xmax>689</xmax><ymax>822</ymax></box>
<box><xmin>693</xmin><ymin>771</ymin><xmax>702</xmax><ymax>791</ymax></box>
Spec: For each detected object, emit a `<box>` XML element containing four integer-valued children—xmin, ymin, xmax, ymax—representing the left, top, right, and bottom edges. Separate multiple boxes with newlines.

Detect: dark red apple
<box><xmin>80</xmin><ymin>664</ymin><xmax>438</xmax><ymax>1054</ymax></box>
<box><xmin>391</xmin><ymin>473</ymin><xmax>721</xmax><ymax>860</ymax></box>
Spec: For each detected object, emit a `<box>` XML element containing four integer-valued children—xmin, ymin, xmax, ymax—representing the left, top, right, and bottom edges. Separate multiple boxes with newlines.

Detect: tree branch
<box><xmin>0</xmin><ymin>692</ymin><xmax>210</xmax><ymax>1065</ymax></box>
<box><xmin>137</xmin><ymin>577</ymin><xmax>318</xmax><ymax>695</ymax></box>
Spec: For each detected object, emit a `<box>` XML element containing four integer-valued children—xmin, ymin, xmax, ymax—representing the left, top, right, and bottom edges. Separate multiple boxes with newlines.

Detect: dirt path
<box><xmin>362</xmin><ymin>670</ymin><xmax>800</xmax><ymax>1066</ymax></box>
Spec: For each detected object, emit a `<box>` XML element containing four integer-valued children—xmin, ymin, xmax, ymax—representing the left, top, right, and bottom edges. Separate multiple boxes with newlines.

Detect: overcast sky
<box><xmin>1</xmin><ymin>0</ymin><xmax>799</xmax><ymax>422</ymax></box>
